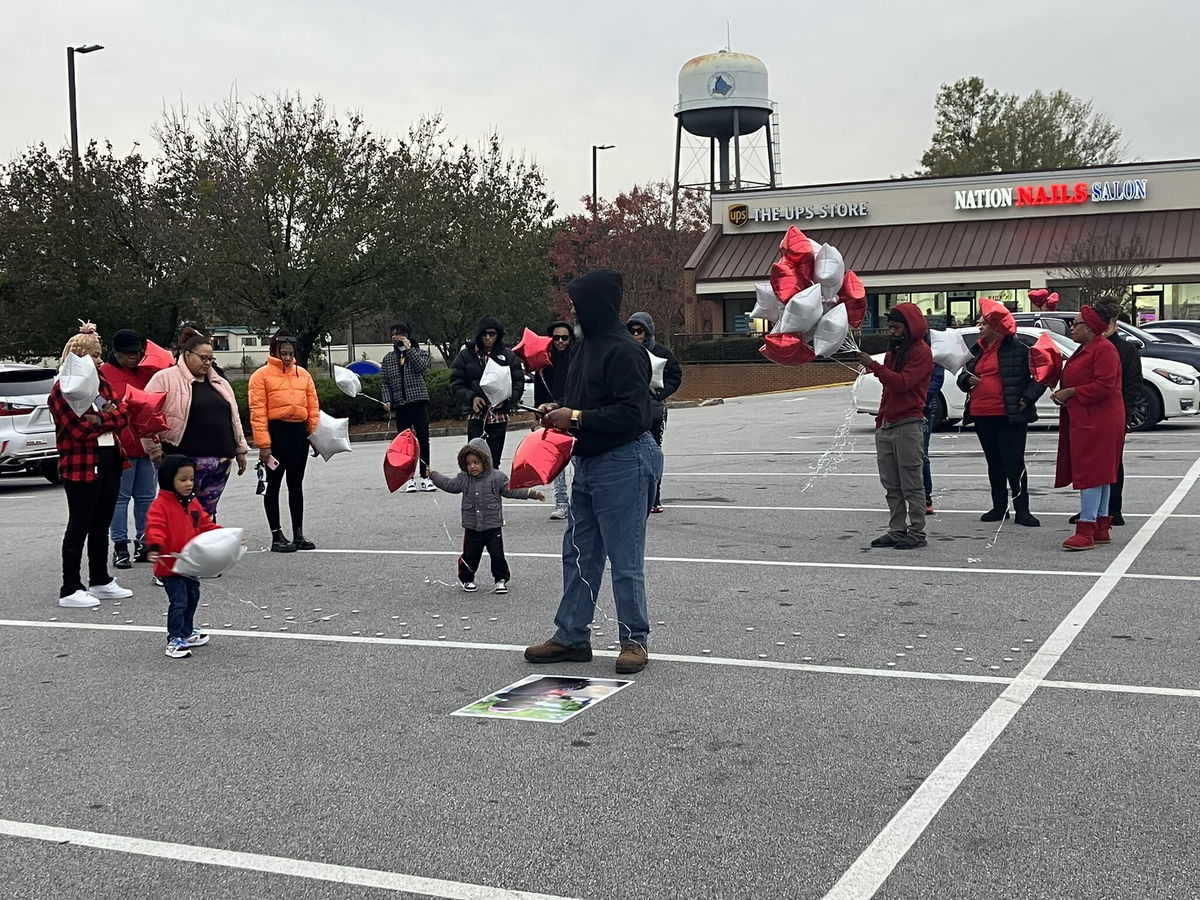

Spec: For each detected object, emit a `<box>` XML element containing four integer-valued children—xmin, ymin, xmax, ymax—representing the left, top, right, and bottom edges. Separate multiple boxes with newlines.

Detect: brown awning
<box><xmin>689</xmin><ymin>210</ymin><xmax>1200</xmax><ymax>283</ymax></box>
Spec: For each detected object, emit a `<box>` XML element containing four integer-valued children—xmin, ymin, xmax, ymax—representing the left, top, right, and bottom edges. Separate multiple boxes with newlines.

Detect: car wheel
<box><xmin>1127</xmin><ymin>383</ymin><xmax>1162</xmax><ymax>432</ymax></box>
<box><xmin>40</xmin><ymin>460</ymin><xmax>61</xmax><ymax>484</ymax></box>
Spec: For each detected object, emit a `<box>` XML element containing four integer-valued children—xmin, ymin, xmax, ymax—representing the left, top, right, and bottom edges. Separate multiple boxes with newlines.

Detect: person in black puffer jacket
<box><xmin>626</xmin><ymin>312</ymin><xmax>682</xmax><ymax>513</ymax></box>
<box><xmin>449</xmin><ymin>315</ymin><xmax>525</xmax><ymax>466</ymax></box>
<box><xmin>958</xmin><ymin>300</ymin><xmax>1047</xmax><ymax>526</ymax></box>
<box><xmin>535</xmin><ymin>320</ymin><xmax>576</xmax><ymax>519</ymax></box>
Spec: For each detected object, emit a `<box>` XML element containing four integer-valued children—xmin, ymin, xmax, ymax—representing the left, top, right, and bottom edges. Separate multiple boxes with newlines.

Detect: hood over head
<box><xmin>886</xmin><ymin>302</ymin><xmax>928</xmax><ymax>343</ymax></box>
<box><xmin>546</xmin><ymin>320</ymin><xmax>575</xmax><ymax>343</ymax></box>
<box><xmin>626</xmin><ymin>311</ymin><xmax>656</xmax><ymax>350</ymax></box>
<box><xmin>568</xmin><ymin>269</ymin><xmax>625</xmax><ymax>337</ymax></box>
<box><xmin>269</xmin><ymin>329</ymin><xmax>298</xmax><ymax>359</ymax></box>
<box><xmin>158</xmin><ymin>454</ymin><xmax>197</xmax><ymax>493</ymax></box>
<box><xmin>978</xmin><ymin>298</ymin><xmax>1016</xmax><ymax>338</ymax></box>
<box><xmin>458</xmin><ymin>437</ymin><xmax>493</xmax><ymax>473</ymax></box>
<box><xmin>474</xmin><ymin>316</ymin><xmax>505</xmax><ymax>349</ymax></box>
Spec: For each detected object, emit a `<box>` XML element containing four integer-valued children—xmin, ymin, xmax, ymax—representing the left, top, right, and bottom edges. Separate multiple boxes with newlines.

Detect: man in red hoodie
<box><xmin>859</xmin><ymin>303</ymin><xmax>934</xmax><ymax>549</ymax></box>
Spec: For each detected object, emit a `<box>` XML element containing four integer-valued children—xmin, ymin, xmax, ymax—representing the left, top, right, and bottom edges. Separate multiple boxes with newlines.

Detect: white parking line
<box><xmin>0</xmin><ymin>817</ymin><xmax>578</xmax><ymax>900</ymax></box>
<box><xmin>665</xmin><ymin>472</ymin><xmax>1181</xmax><ymax>479</ymax></box>
<box><xmin>5</xmin><ymin>620</ymin><xmax>1200</xmax><ymax>702</ymax></box>
<box><xmin>822</xmin><ymin>454</ymin><xmax>1200</xmax><ymax>900</ymax></box>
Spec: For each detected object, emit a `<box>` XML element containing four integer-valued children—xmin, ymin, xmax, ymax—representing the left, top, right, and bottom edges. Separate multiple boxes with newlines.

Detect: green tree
<box><xmin>918</xmin><ymin>77</ymin><xmax>1125</xmax><ymax>176</ymax></box>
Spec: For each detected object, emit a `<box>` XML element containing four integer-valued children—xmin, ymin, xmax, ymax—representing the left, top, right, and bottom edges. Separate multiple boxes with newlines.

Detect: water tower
<box><xmin>671</xmin><ymin>49</ymin><xmax>780</xmax><ymax>229</ymax></box>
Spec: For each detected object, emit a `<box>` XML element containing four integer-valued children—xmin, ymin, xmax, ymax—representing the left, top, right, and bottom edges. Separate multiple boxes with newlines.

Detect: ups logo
<box><xmin>728</xmin><ymin>203</ymin><xmax>749</xmax><ymax>227</ymax></box>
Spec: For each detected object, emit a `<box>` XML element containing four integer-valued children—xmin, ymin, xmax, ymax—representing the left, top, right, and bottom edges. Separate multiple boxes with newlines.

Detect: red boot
<box><xmin>1062</xmin><ymin>521</ymin><xmax>1096</xmax><ymax>551</ymax></box>
<box><xmin>1094</xmin><ymin>516</ymin><xmax>1113</xmax><ymax>544</ymax></box>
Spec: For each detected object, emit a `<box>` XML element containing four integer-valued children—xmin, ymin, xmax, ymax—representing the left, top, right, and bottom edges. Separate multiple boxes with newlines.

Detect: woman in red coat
<box><xmin>1052</xmin><ymin>305</ymin><xmax>1126</xmax><ymax>550</ymax></box>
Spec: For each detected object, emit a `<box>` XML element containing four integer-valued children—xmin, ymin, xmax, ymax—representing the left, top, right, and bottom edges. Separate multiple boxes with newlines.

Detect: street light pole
<box><xmin>67</xmin><ymin>44</ymin><xmax>104</xmax><ymax>180</ymax></box>
<box><xmin>591</xmin><ymin>144</ymin><xmax>615</xmax><ymax>221</ymax></box>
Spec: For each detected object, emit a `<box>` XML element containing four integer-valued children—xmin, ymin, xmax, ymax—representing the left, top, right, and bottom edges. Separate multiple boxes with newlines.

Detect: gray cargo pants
<box><xmin>875</xmin><ymin>420</ymin><xmax>927</xmax><ymax>540</ymax></box>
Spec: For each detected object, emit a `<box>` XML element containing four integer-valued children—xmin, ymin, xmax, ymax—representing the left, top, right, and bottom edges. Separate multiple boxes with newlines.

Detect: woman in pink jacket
<box><xmin>143</xmin><ymin>329</ymin><xmax>249</xmax><ymax>518</ymax></box>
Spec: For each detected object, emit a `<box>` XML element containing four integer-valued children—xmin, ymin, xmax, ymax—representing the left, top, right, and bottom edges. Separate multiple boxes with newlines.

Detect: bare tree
<box><xmin>1051</xmin><ymin>230</ymin><xmax>1158</xmax><ymax>316</ymax></box>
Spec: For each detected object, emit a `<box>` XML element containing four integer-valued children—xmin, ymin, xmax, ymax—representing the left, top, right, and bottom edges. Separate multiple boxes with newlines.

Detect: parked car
<box><xmin>0</xmin><ymin>363</ymin><xmax>59</xmax><ymax>482</ymax></box>
<box><xmin>853</xmin><ymin>326</ymin><xmax>1200</xmax><ymax>432</ymax></box>
<box><xmin>1141</xmin><ymin>324</ymin><xmax>1200</xmax><ymax>345</ymax></box>
<box><xmin>1013</xmin><ymin>311</ymin><xmax>1200</xmax><ymax>371</ymax></box>
<box><xmin>1141</xmin><ymin>319</ymin><xmax>1200</xmax><ymax>339</ymax></box>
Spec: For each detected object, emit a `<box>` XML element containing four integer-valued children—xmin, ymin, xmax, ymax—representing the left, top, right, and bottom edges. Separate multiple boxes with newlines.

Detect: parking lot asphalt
<box><xmin>1</xmin><ymin>384</ymin><xmax>1197</xmax><ymax>899</ymax></box>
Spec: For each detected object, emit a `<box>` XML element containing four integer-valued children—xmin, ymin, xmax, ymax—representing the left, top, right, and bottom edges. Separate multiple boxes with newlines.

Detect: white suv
<box><xmin>0</xmin><ymin>364</ymin><xmax>59</xmax><ymax>482</ymax></box>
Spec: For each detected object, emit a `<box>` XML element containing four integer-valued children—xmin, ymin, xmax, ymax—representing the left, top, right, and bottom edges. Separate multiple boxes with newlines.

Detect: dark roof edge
<box><xmin>684</xmin><ymin>223</ymin><xmax>723</xmax><ymax>271</ymax></box>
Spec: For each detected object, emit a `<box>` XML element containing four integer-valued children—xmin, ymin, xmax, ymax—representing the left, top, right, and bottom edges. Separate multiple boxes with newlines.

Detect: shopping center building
<box><xmin>683</xmin><ymin>158</ymin><xmax>1200</xmax><ymax>336</ymax></box>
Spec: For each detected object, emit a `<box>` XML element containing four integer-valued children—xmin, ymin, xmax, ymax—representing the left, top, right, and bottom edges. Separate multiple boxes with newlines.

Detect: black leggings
<box><xmin>394</xmin><ymin>402</ymin><xmax>430</xmax><ymax>478</ymax></box>
<box><xmin>467</xmin><ymin>419</ymin><xmax>507</xmax><ymax>468</ymax></box>
<box><xmin>264</xmin><ymin>420</ymin><xmax>309</xmax><ymax>532</ymax></box>
<box><xmin>973</xmin><ymin>416</ymin><xmax>1029</xmax><ymax>507</ymax></box>
<box><xmin>61</xmin><ymin>447</ymin><xmax>122</xmax><ymax>596</ymax></box>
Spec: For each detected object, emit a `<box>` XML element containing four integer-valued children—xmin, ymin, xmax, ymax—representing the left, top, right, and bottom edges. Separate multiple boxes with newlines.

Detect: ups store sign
<box><xmin>728</xmin><ymin>201</ymin><xmax>870</xmax><ymax>227</ymax></box>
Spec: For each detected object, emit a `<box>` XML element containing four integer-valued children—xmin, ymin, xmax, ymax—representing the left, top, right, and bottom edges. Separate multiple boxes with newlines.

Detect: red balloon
<box><xmin>759</xmin><ymin>332</ymin><xmax>816</xmax><ymax>367</ymax></box>
<box><xmin>1045</xmin><ymin>291</ymin><xmax>1060</xmax><ymax>311</ymax></box>
<box><xmin>780</xmin><ymin>226</ymin><xmax>816</xmax><ymax>282</ymax></box>
<box><xmin>509</xmin><ymin>427</ymin><xmax>575</xmax><ymax>490</ymax></box>
<box><xmin>1028</xmin><ymin>289</ymin><xmax>1050</xmax><ymax>309</ymax></box>
<box><xmin>142</xmin><ymin>340</ymin><xmax>175</xmax><ymax>371</ymax></box>
<box><xmin>512</xmin><ymin>327</ymin><xmax>553</xmax><ymax>373</ymax></box>
<box><xmin>770</xmin><ymin>260</ymin><xmax>804</xmax><ymax>303</ymax></box>
<box><xmin>122</xmin><ymin>385</ymin><xmax>168</xmax><ymax>437</ymax></box>
<box><xmin>1028</xmin><ymin>331</ymin><xmax>1064</xmax><ymax>387</ymax></box>
<box><xmin>384</xmin><ymin>430</ymin><xmax>420</xmax><ymax>493</ymax></box>
<box><xmin>837</xmin><ymin>270</ymin><xmax>867</xmax><ymax>328</ymax></box>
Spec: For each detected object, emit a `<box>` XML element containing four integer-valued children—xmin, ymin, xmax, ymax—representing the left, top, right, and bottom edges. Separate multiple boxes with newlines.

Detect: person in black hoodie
<box><xmin>626</xmin><ymin>311</ymin><xmax>683</xmax><ymax>513</ymax></box>
<box><xmin>534</xmin><ymin>320</ymin><xmax>576</xmax><ymax>519</ymax></box>
<box><xmin>524</xmin><ymin>269</ymin><xmax>662</xmax><ymax>675</ymax></box>
<box><xmin>449</xmin><ymin>315</ymin><xmax>524</xmax><ymax>466</ymax></box>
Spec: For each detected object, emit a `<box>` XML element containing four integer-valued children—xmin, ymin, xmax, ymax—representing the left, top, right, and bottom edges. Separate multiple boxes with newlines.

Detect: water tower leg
<box><xmin>718</xmin><ymin>137</ymin><xmax>731</xmax><ymax>190</ymax></box>
<box><xmin>733</xmin><ymin>109</ymin><xmax>742</xmax><ymax>189</ymax></box>
<box><xmin>709</xmin><ymin>138</ymin><xmax>716</xmax><ymax>192</ymax></box>
<box><xmin>671</xmin><ymin>120</ymin><xmax>683</xmax><ymax>232</ymax></box>
<box><xmin>766</xmin><ymin>126</ymin><xmax>777</xmax><ymax>189</ymax></box>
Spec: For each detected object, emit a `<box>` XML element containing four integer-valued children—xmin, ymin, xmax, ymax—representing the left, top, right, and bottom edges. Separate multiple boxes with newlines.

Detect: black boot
<box><xmin>1068</xmin><ymin>513</ymin><xmax>1080</xmax><ymax>524</ymax></box>
<box><xmin>133</xmin><ymin>539</ymin><xmax>151</xmax><ymax>563</ymax></box>
<box><xmin>1013</xmin><ymin>494</ymin><xmax>1040</xmax><ymax>527</ymax></box>
<box><xmin>112</xmin><ymin>541</ymin><xmax>131</xmax><ymax>569</ymax></box>
<box><xmin>980</xmin><ymin>487</ymin><xmax>1009</xmax><ymax>522</ymax></box>
<box><xmin>292</xmin><ymin>530</ymin><xmax>315</xmax><ymax>551</ymax></box>
<box><xmin>270</xmin><ymin>529</ymin><xmax>296</xmax><ymax>553</ymax></box>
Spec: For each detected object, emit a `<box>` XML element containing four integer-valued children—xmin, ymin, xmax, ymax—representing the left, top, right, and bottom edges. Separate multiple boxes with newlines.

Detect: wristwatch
<box><xmin>570</xmin><ymin>409</ymin><xmax>582</xmax><ymax>429</ymax></box>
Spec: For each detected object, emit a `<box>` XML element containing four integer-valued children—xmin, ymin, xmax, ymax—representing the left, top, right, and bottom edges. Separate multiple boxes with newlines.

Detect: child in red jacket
<box><xmin>144</xmin><ymin>455</ymin><xmax>222</xmax><ymax>659</ymax></box>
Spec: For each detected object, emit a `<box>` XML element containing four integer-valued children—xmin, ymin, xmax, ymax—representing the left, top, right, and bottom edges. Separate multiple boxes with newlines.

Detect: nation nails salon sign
<box><xmin>954</xmin><ymin>178</ymin><xmax>1148</xmax><ymax>211</ymax></box>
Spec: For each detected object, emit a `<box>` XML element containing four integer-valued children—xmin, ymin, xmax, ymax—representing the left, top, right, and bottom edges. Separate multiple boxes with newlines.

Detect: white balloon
<box><xmin>308</xmin><ymin>411</ymin><xmax>352</xmax><ymax>461</ymax></box>
<box><xmin>57</xmin><ymin>352</ymin><xmax>100</xmax><ymax>417</ymax></box>
<box><xmin>173</xmin><ymin>527</ymin><xmax>246</xmax><ymax>578</ymax></box>
<box><xmin>812</xmin><ymin>304</ymin><xmax>850</xmax><ymax>358</ymax></box>
<box><xmin>814</xmin><ymin>244</ymin><xmax>845</xmax><ymax>300</ymax></box>
<box><xmin>930</xmin><ymin>329</ymin><xmax>973</xmax><ymax>373</ymax></box>
<box><xmin>333</xmin><ymin>365</ymin><xmax>361</xmax><ymax>398</ymax></box>
<box><xmin>480</xmin><ymin>356</ymin><xmax>513</xmax><ymax>408</ymax></box>
<box><xmin>647</xmin><ymin>349</ymin><xmax>667</xmax><ymax>391</ymax></box>
<box><xmin>749</xmin><ymin>282</ymin><xmax>782</xmax><ymax>324</ymax></box>
<box><xmin>773</xmin><ymin>283</ymin><xmax>823</xmax><ymax>336</ymax></box>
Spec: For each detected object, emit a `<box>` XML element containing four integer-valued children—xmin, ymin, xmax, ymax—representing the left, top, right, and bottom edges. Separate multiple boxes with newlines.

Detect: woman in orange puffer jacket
<box><xmin>247</xmin><ymin>330</ymin><xmax>319</xmax><ymax>552</ymax></box>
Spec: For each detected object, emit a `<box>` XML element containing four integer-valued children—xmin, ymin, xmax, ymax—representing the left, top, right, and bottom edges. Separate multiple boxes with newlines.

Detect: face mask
<box><xmin>394</xmin><ymin>341</ymin><xmax>406</xmax><ymax>351</ymax></box>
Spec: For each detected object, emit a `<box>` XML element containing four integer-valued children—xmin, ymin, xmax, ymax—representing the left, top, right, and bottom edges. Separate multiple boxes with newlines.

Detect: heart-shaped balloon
<box><xmin>1028</xmin><ymin>288</ymin><xmax>1050</xmax><ymax>309</ymax></box>
<box><xmin>769</xmin><ymin>258</ymin><xmax>806</xmax><ymax>303</ymax></box>
<box><xmin>384</xmin><ymin>429</ymin><xmax>420</xmax><ymax>492</ymax></box>
<box><xmin>513</xmin><ymin>327</ymin><xmax>553</xmax><ymax>373</ymax></box>
<box><xmin>509</xmin><ymin>427</ymin><xmax>575</xmax><ymax>490</ymax></box>
<box><xmin>123</xmin><ymin>385</ymin><xmax>168</xmax><ymax>437</ymax></box>
<box><xmin>1045</xmin><ymin>292</ymin><xmax>1060</xmax><ymax>311</ymax></box>
<box><xmin>759</xmin><ymin>332</ymin><xmax>816</xmax><ymax>366</ymax></box>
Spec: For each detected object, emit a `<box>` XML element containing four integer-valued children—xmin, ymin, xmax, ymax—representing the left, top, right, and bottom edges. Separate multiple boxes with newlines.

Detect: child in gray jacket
<box><xmin>428</xmin><ymin>438</ymin><xmax>544</xmax><ymax>593</ymax></box>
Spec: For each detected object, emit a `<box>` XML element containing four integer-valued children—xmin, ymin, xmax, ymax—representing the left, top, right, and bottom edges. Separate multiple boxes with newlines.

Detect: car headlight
<box><xmin>1152</xmin><ymin>368</ymin><xmax>1197</xmax><ymax>386</ymax></box>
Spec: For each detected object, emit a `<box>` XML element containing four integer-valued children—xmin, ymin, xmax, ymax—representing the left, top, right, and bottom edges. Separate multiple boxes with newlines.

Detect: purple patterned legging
<box><xmin>192</xmin><ymin>457</ymin><xmax>232</xmax><ymax>520</ymax></box>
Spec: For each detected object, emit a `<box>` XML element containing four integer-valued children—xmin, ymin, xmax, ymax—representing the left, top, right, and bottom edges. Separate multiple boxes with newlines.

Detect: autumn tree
<box><xmin>918</xmin><ymin>77</ymin><xmax>1125</xmax><ymax>176</ymax></box>
<box><xmin>550</xmin><ymin>182</ymin><xmax>708</xmax><ymax>348</ymax></box>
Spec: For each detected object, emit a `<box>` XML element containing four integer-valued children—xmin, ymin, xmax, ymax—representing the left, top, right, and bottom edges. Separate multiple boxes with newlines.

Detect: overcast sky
<box><xmin>6</xmin><ymin>1</ymin><xmax>1199</xmax><ymax>215</ymax></box>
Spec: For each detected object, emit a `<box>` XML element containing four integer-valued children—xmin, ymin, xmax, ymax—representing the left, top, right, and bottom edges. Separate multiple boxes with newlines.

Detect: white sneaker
<box><xmin>461</xmin><ymin>581</ymin><xmax>478</xmax><ymax>593</ymax></box>
<box><xmin>184</xmin><ymin>631</ymin><xmax>210</xmax><ymax>648</ymax></box>
<box><xmin>420</xmin><ymin>478</ymin><xmax>437</xmax><ymax>492</ymax></box>
<box><xmin>59</xmin><ymin>589</ymin><xmax>100</xmax><ymax>609</ymax></box>
<box><xmin>165</xmin><ymin>637</ymin><xmax>192</xmax><ymax>659</ymax></box>
<box><xmin>494</xmin><ymin>580</ymin><xmax>508</xmax><ymax>594</ymax></box>
<box><xmin>87</xmin><ymin>580</ymin><xmax>133</xmax><ymax>600</ymax></box>
<box><xmin>549</xmin><ymin>506</ymin><xmax>568</xmax><ymax>520</ymax></box>
<box><xmin>403</xmin><ymin>479</ymin><xmax>419</xmax><ymax>493</ymax></box>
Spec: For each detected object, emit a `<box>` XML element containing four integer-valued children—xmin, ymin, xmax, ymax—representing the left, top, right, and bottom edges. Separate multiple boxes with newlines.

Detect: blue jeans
<box><xmin>552</xmin><ymin>468</ymin><xmax>569</xmax><ymax>508</ymax></box>
<box><xmin>163</xmin><ymin>574</ymin><xmax>201</xmax><ymax>640</ymax></box>
<box><xmin>553</xmin><ymin>433</ymin><xmax>663</xmax><ymax>649</ymax></box>
<box><xmin>1079</xmin><ymin>484</ymin><xmax>1111</xmax><ymax>522</ymax></box>
<box><xmin>922</xmin><ymin>397</ymin><xmax>937</xmax><ymax>497</ymax></box>
<box><xmin>110</xmin><ymin>456</ymin><xmax>157</xmax><ymax>543</ymax></box>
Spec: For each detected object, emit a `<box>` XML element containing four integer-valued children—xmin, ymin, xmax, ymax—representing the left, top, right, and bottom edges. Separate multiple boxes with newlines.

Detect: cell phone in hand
<box><xmin>265</xmin><ymin>456</ymin><xmax>280</xmax><ymax>470</ymax></box>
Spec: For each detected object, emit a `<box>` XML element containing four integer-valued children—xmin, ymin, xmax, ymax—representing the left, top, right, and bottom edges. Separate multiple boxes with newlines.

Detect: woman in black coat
<box><xmin>449</xmin><ymin>315</ymin><xmax>524</xmax><ymax>466</ymax></box>
<box><xmin>626</xmin><ymin>311</ymin><xmax>683</xmax><ymax>513</ymax></box>
<box><xmin>957</xmin><ymin>302</ymin><xmax>1047</xmax><ymax>526</ymax></box>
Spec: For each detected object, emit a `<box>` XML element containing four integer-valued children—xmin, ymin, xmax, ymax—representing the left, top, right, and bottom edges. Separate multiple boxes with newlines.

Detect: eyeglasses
<box><xmin>481</xmin><ymin>330</ymin><xmax>498</xmax><ymax>337</ymax></box>
<box><xmin>188</xmin><ymin>351</ymin><xmax>215</xmax><ymax>363</ymax></box>
<box><xmin>628</xmin><ymin>327</ymin><xmax>646</xmax><ymax>335</ymax></box>
<box><xmin>552</xmin><ymin>334</ymin><xmax>571</xmax><ymax>342</ymax></box>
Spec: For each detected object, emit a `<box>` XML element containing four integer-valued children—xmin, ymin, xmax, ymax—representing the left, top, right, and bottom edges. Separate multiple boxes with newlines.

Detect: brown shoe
<box><xmin>523</xmin><ymin>638</ymin><xmax>592</xmax><ymax>664</ymax></box>
<box><xmin>615</xmin><ymin>643</ymin><xmax>648</xmax><ymax>674</ymax></box>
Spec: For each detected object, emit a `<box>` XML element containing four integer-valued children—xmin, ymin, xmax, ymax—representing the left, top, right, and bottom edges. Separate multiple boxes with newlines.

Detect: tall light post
<box><xmin>591</xmin><ymin>144</ymin><xmax>615</xmax><ymax>220</ymax></box>
<box><xmin>67</xmin><ymin>43</ymin><xmax>104</xmax><ymax>179</ymax></box>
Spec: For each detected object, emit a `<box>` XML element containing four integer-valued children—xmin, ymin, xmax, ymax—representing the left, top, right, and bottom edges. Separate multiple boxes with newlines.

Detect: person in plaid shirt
<box><xmin>49</xmin><ymin>324</ymin><xmax>135</xmax><ymax>608</ymax></box>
